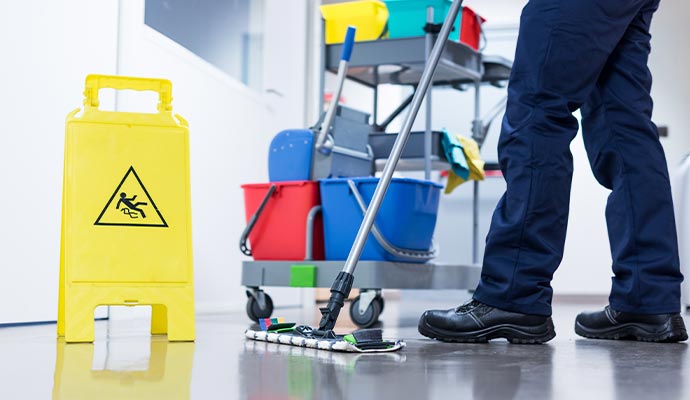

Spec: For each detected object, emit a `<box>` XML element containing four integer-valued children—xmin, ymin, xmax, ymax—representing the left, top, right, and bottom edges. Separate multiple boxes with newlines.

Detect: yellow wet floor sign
<box><xmin>58</xmin><ymin>75</ymin><xmax>195</xmax><ymax>343</ymax></box>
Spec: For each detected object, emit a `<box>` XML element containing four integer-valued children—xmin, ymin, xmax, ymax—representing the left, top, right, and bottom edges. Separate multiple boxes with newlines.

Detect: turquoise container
<box><xmin>384</xmin><ymin>0</ymin><xmax>462</xmax><ymax>39</ymax></box>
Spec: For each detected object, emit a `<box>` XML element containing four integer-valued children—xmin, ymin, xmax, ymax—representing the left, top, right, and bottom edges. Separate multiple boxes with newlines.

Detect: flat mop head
<box><xmin>245</xmin><ymin>325</ymin><xmax>405</xmax><ymax>353</ymax></box>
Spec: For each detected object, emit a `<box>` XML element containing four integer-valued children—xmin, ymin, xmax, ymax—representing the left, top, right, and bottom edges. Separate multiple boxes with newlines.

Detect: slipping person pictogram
<box><xmin>94</xmin><ymin>166</ymin><xmax>168</xmax><ymax>227</ymax></box>
<box><xmin>117</xmin><ymin>192</ymin><xmax>147</xmax><ymax>218</ymax></box>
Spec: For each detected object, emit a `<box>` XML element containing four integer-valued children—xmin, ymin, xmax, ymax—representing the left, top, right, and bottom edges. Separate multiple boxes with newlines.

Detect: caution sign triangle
<box><xmin>94</xmin><ymin>166</ymin><xmax>168</xmax><ymax>227</ymax></box>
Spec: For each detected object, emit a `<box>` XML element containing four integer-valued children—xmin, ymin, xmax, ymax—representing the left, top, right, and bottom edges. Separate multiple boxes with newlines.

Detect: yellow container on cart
<box><xmin>320</xmin><ymin>0</ymin><xmax>389</xmax><ymax>44</ymax></box>
<box><xmin>58</xmin><ymin>74</ymin><xmax>195</xmax><ymax>343</ymax></box>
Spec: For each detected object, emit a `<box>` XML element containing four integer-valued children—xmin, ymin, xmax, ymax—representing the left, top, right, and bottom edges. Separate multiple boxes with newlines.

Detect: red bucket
<box><xmin>460</xmin><ymin>7</ymin><xmax>485</xmax><ymax>50</ymax></box>
<box><xmin>241</xmin><ymin>181</ymin><xmax>325</xmax><ymax>260</ymax></box>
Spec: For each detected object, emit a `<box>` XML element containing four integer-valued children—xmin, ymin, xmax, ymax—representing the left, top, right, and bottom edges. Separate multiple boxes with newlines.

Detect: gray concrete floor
<box><xmin>1</xmin><ymin>293</ymin><xmax>688</xmax><ymax>399</ymax></box>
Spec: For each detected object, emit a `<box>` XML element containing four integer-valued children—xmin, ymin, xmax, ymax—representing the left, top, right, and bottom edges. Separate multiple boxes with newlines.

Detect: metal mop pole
<box><xmin>424</xmin><ymin>6</ymin><xmax>434</xmax><ymax>180</ymax></box>
<box><xmin>318</xmin><ymin>0</ymin><xmax>465</xmax><ymax>332</ymax></box>
<box><xmin>472</xmin><ymin>81</ymin><xmax>481</xmax><ymax>264</ymax></box>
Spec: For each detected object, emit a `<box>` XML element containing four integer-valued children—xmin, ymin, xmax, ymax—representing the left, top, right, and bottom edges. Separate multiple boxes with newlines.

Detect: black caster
<box><xmin>376</xmin><ymin>296</ymin><xmax>385</xmax><ymax>313</ymax></box>
<box><xmin>349</xmin><ymin>295</ymin><xmax>381</xmax><ymax>328</ymax></box>
<box><xmin>246</xmin><ymin>290</ymin><xmax>273</xmax><ymax>322</ymax></box>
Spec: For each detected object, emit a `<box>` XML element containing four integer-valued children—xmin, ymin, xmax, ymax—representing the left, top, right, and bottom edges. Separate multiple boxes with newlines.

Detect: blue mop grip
<box><xmin>341</xmin><ymin>26</ymin><xmax>356</xmax><ymax>62</ymax></box>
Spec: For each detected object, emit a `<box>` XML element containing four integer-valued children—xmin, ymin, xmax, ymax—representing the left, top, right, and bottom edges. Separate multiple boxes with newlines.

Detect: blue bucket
<box><xmin>320</xmin><ymin>177</ymin><xmax>442</xmax><ymax>262</ymax></box>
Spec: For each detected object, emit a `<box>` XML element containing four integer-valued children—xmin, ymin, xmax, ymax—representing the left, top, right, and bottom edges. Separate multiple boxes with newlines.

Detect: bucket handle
<box><xmin>476</xmin><ymin>13</ymin><xmax>487</xmax><ymax>52</ymax></box>
<box><xmin>304</xmin><ymin>205</ymin><xmax>323</xmax><ymax>261</ymax></box>
<box><xmin>240</xmin><ymin>185</ymin><xmax>277</xmax><ymax>256</ymax></box>
<box><xmin>346</xmin><ymin>180</ymin><xmax>437</xmax><ymax>262</ymax></box>
<box><xmin>83</xmin><ymin>74</ymin><xmax>173</xmax><ymax>112</ymax></box>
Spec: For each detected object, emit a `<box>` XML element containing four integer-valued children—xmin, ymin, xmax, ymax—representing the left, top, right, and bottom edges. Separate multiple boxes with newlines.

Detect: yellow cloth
<box><xmin>445</xmin><ymin>135</ymin><xmax>485</xmax><ymax>194</ymax></box>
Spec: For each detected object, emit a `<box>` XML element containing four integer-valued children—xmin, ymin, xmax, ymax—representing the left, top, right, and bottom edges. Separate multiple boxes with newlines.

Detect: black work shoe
<box><xmin>575</xmin><ymin>306</ymin><xmax>688</xmax><ymax>342</ymax></box>
<box><xmin>418</xmin><ymin>300</ymin><xmax>556</xmax><ymax>344</ymax></box>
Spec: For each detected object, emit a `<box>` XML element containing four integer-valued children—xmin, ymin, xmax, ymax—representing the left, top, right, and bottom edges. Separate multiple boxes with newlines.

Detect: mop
<box><xmin>245</xmin><ymin>323</ymin><xmax>405</xmax><ymax>353</ymax></box>
<box><xmin>246</xmin><ymin>0</ymin><xmax>465</xmax><ymax>353</ymax></box>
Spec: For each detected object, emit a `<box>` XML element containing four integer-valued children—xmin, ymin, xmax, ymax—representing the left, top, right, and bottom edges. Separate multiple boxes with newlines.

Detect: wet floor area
<box><xmin>1</xmin><ymin>293</ymin><xmax>688</xmax><ymax>399</ymax></box>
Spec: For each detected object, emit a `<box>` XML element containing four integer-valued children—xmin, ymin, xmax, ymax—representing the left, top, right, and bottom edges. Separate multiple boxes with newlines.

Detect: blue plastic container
<box><xmin>268</xmin><ymin>129</ymin><xmax>313</xmax><ymax>182</ymax></box>
<box><xmin>384</xmin><ymin>0</ymin><xmax>461</xmax><ymax>40</ymax></box>
<box><xmin>320</xmin><ymin>177</ymin><xmax>442</xmax><ymax>262</ymax></box>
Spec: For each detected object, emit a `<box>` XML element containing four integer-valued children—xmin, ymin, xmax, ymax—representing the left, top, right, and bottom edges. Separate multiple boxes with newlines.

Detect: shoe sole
<box><xmin>574</xmin><ymin>315</ymin><xmax>688</xmax><ymax>343</ymax></box>
<box><xmin>418</xmin><ymin>317</ymin><xmax>556</xmax><ymax>344</ymax></box>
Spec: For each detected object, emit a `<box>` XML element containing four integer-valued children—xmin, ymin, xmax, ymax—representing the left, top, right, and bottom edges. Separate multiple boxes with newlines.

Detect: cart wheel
<box><xmin>376</xmin><ymin>296</ymin><xmax>385</xmax><ymax>313</ymax></box>
<box><xmin>246</xmin><ymin>293</ymin><xmax>273</xmax><ymax>322</ymax></box>
<box><xmin>350</xmin><ymin>295</ymin><xmax>381</xmax><ymax>328</ymax></box>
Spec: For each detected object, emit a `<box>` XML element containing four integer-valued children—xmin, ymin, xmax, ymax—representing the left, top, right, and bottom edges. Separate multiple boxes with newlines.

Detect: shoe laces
<box><xmin>455</xmin><ymin>299</ymin><xmax>482</xmax><ymax>313</ymax></box>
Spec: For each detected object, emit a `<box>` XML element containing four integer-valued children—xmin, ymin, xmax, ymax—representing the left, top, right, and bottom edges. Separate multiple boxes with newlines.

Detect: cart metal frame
<box><xmin>241</xmin><ymin>11</ymin><xmax>512</xmax><ymax>325</ymax></box>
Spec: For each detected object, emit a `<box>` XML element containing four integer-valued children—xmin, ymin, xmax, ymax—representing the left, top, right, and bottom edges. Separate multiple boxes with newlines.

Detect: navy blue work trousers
<box><xmin>473</xmin><ymin>0</ymin><xmax>683</xmax><ymax>316</ymax></box>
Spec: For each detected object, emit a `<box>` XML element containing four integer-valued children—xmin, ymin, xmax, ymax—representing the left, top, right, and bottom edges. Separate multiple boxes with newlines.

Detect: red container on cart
<box><xmin>241</xmin><ymin>181</ymin><xmax>325</xmax><ymax>260</ymax></box>
<box><xmin>460</xmin><ymin>6</ymin><xmax>485</xmax><ymax>50</ymax></box>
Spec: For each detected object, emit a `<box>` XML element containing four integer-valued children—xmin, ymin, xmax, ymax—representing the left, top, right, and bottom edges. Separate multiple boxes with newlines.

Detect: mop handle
<box><xmin>314</xmin><ymin>26</ymin><xmax>356</xmax><ymax>152</ymax></box>
<box><xmin>341</xmin><ymin>0</ymin><xmax>464</xmax><ymax>275</ymax></box>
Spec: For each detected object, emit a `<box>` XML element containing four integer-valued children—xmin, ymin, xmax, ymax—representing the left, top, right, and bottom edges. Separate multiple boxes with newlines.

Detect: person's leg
<box><xmin>580</xmin><ymin>0</ymin><xmax>682</xmax><ymax>315</ymax></box>
<box><xmin>419</xmin><ymin>0</ymin><xmax>657</xmax><ymax>343</ymax></box>
<box><xmin>133</xmin><ymin>203</ymin><xmax>148</xmax><ymax>218</ymax></box>
<box><xmin>574</xmin><ymin>0</ymin><xmax>686</xmax><ymax>342</ymax></box>
<box><xmin>472</xmin><ymin>0</ymin><xmax>650</xmax><ymax>316</ymax></box>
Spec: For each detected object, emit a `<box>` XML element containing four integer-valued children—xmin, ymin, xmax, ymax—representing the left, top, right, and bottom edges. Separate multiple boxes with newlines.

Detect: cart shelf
<box><xmin>242</xmin><ymin>260</ymin><xmax>481</xmax><ymax>290</ymax></box>
<box><xmin>325</xmin><ymin>37</ymin><xmax>512</xmax><ymax>87</ymax></box>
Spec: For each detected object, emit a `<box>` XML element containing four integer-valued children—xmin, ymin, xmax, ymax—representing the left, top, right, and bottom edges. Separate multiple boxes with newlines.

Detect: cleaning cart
<box><xmin>241</xmin><ymin>1</ymin><xmax>512</xmax><ymax>329</ymax></box>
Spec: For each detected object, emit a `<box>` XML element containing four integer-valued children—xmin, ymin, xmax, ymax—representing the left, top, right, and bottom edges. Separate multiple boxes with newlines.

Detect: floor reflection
<box><xmin>241</xmin><ymin>339</ymin><xmax>410</xmax><ymax>400</ymax></box>
<box><xmin>575</xmin><ymin>339</ymin><xmax>688</xmax><ymax>400</ymax></box>
<box><xmin>416</xmin><ymin>341</ymin><xmax>554</xmax><ymax>399</ymax></box>
<box><xmin>52</xmin><ymin>337</ymin><xmax>195</xmax><ymax>400</ymax></box>
<box><xmin>241</xmin><ymin>337</ymin><xmax>555</xmax><ymax>400</ymax></box>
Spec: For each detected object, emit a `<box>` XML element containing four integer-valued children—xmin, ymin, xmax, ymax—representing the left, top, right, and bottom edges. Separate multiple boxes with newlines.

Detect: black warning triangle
<box><xmin>94</xmin><ymin>166</ymin><xmax>168</xmax><ymax>227</ymax></box>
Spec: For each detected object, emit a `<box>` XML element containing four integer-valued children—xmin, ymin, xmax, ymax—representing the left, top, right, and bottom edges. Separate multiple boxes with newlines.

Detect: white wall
<box><xmin>648</xmin><ymin>0</ymin><xmax>690</xmax><ymax>305</ymax></box>
<box><xmin>649</xmin><ymin>1</ymin><xmax>690</xmax><ymax>166</ymax></box>
<box><xmin>0</xmin><ymin>0</ymin><xmax>310</xmax><ymax>324</ymax></box>
<box><xmin>0</xmin><ymin>0</ymin><xmax>119</xmax><ymax>324</ymax></box>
